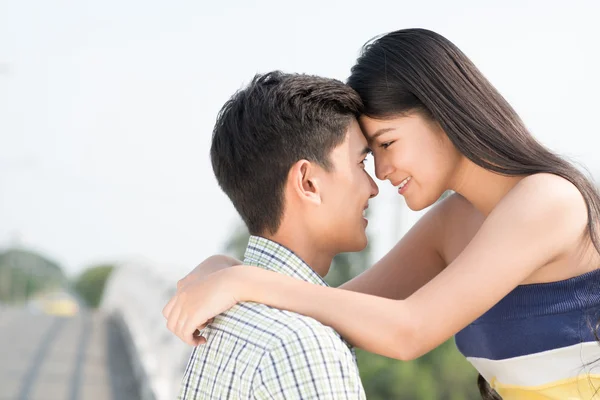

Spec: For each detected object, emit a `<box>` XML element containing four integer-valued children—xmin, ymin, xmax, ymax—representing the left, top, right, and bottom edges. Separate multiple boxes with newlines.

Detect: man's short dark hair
<box><xmin>210</xmin><ymin>71</ymin><xmax>363</xmax><ymax>235</ymax></box>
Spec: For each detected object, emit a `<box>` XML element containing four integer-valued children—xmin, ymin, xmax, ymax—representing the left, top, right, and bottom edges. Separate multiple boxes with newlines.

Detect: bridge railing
<box><xmin>101</xmin><ymin>262</ymin><xmax>192</xmax><ymax>400</ymax></box>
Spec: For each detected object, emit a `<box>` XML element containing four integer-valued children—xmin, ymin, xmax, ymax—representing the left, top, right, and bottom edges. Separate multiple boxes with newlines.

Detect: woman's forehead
<box><xmin>346</xmin><ymin>118</ymin><xmax>369</xmax><ymax>147</ymax></box>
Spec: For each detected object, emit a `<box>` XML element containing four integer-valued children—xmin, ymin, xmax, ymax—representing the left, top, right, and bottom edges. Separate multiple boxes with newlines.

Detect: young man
<box><xmin>174</xmin><ymin>71</ymin><xmax>377</xmax><ymax>399</ymax></box>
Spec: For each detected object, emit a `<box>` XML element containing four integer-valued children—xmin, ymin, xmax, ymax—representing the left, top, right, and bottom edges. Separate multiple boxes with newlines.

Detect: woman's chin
<box><xmin>405</xmin><ymin>196</ymin><xmax>435</xmax><ymax>212</ymax></box>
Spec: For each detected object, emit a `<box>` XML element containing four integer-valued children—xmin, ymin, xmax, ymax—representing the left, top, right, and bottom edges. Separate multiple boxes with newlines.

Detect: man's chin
<box><xmin>344</xmin><ymin>235</ymin><xmax>368</xmax><ymax>252</ymax></box>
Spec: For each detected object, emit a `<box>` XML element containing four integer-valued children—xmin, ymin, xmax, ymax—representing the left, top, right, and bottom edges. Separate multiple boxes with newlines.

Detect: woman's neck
<box><xmin>451</xmin><ymin>158</ymin><xmax>525</xmax><ymax>216</ymax></box>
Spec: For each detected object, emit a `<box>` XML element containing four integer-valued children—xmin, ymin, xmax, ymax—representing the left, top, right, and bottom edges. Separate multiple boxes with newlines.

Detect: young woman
<box><xmin>163</xmin><ymin>29</ymin><xmax>600</xmax><ymax>399</ymax></box>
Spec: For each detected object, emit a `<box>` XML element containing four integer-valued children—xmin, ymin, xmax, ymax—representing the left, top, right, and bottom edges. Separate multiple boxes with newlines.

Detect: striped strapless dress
<box><xmin>455</xmin><ymin>269</ymin><xmax>600</xmax><ymax>399</ymax></box>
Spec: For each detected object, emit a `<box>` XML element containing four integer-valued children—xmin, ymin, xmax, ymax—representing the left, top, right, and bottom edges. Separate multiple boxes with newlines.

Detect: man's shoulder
<box><xmin>239</xmin><ymin>306</ymin><xmax>365</xmax><ymax>399</ymax></box>
<box><xmin>184</xmin><ymin>303</ymin><xmax>363</xmax><ymax>400</ymax></box>
<box><xmin>215</xmin><ymin>301</ymin><xmax>350</xmax><ymax>352</ymax></box>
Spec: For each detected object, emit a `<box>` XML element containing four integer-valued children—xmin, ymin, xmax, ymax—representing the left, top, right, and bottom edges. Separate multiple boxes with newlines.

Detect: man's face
<box><xmin>313</xmin><ymin>118</ymin><xmax>379</xmax><ymax>253</ymax></box>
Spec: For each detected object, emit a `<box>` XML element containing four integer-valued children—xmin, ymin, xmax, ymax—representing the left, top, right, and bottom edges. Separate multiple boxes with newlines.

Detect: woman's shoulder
<box><xmin>507</xmin><ymin>173</ymin><xmax>586</xmax><ymax>217</ymax></box>
<box><xmin>436</xmin><ymin>173</ymin><xmax>585</xmax><ymax>214</ymax></box>
<box><xmin>516</xmin><ymin>172</ymin><xmax>582</xmax><ymax>195</ymax></box>
<box><xmin>494</xmin><ymin>173</ymin><xmax>589</xmax><ymax>251</ymax></box>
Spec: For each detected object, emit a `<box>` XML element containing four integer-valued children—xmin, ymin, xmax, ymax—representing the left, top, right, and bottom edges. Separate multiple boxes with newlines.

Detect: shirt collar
<box><xmin>243</xmin><ymin>235</ymin><xmax>354</xmax><ymax>350</ymax></box>
<box><xmin>243</xmin><ymin>235</ymin><xmax>329</xmax><ymax>287</ymax></box>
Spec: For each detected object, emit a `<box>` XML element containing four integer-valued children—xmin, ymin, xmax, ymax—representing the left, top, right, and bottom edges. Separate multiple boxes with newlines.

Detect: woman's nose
<box><xmin>374</xmin><ymin>158</ymin><xmax>392</xmax><ymax>181</ymax></box>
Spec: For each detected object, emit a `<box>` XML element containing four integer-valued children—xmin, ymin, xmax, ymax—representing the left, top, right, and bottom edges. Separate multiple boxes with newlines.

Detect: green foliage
<box><xmin>72</xmin><ymin>264</ymin><xmax>115</xmax><ymax>308</ymax></box>
<box><xmin>356</xmin><ymin>341</ymin><xmax>479</xmax><ymax>399</ymax></box>
<box><xmin>0</xmin><ymin>248</ymin><xmax>67</xmax><ymax>303</ymax></box>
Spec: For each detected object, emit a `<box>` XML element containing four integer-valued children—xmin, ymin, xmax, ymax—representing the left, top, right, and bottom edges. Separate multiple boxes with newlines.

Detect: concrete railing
<box><xmin>101</xmin><ymin>262</ymin><xmax>192</xmax><ymax>400</ymax></box>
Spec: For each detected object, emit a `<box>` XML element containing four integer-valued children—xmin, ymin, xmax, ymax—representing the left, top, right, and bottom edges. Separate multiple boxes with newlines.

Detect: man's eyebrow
<box><xmin>360</xmin><ymin>146</ymin><xmax>372</xmax><ymax>156</ymax></box>
<box><xmin>368</xmin><ymin>127</ymin><xmax>395</xmax><ymax>140</ymax></box>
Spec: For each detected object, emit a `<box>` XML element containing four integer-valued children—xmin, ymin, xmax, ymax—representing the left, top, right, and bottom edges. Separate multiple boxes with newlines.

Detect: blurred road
<box><xmin>0</xmin><ymin>307</ymin><xmax>140</xmax><ymax>400</ymax></box>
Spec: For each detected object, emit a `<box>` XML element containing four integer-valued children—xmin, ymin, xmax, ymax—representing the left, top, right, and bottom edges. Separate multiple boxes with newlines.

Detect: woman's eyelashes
<box><xmin>380</xmin><ymin>141</ymin><xmax>394</xmax><ymax>149</ymax></box>
<box><xmin>360</xmin><ymin>155</ymin><xmax>369</xmax><ymax>167</ymax></box>
<box><xmin>360</xmin><ymin>149</ymin><xmax>373</xmax><ymax>167</ymax></box>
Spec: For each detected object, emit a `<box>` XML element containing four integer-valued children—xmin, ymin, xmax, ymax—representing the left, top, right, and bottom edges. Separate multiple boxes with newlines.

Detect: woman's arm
<box><xmin>340</xmin><ymin>193</ymin><xmax>469</xmax><ymax>298</ymax></box>
<box><xmin>176</xmin><ymin>254</ymin><xmax>241</xmax><ymax>290</ymax></box>
<box><xmin>177</xmin><ymin>193</ymin><xmax>462</xmax><ymax>301</ymax></box>
<box><xmin>166</xmin><ymin>175</ymin><xmax>587</xmax><ymax>358</ymax></box>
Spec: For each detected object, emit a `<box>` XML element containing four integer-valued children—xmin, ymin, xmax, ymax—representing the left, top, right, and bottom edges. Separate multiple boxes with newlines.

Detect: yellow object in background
<box><xmin>29</xmin><ymin>291</ymin><xmax>80</xmax><ymax>317</ymax></box>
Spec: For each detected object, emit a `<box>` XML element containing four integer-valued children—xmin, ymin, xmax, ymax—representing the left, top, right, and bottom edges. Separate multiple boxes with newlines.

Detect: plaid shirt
<box><xmin>178</xmin><ymin>236</ymin><xmax>366</xmax><ymax>399</ymax></box>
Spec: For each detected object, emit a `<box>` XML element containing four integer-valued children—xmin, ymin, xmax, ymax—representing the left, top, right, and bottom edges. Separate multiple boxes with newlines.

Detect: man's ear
<box><xmin>288</xmin><ymin>160</ymin><xmax>322</xmax><ymax>205</ymax></box>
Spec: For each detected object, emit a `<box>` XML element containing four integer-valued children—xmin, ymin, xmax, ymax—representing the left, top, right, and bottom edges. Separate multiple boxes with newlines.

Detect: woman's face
<box><xmin>359</xmin><ymin>112</ymin><xmax>462</xmax><ymax>210</ymax></box>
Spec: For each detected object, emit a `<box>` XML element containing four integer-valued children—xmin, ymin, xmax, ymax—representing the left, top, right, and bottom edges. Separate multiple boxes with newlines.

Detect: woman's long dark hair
<box><xmin>347</xmin><ymin>28</ymin><xmax>600</xmax><ymax>399</ymax></box>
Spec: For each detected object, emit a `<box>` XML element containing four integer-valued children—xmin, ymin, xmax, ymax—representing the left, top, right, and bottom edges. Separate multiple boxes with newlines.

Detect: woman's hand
<box><xmin>162</xmin><ymin>266</ymin><xmax>245</xmax><ymax>346</ymax></box>
<box><xmin>176</xmin><ymin>254</ymin><xmax>242</xmax><ymax>291</ymax></box>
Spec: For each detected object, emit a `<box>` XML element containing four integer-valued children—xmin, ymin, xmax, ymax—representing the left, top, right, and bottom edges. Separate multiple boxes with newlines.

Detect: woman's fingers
<box><xmin>162</xmin><ymin>270</ymin><xmax>236</xmax><ymax>346</ymax></box>
<box><xmin>162</xmin><ymin>295</ymin><xmax>176</xmax><ymax>319</ymax></box>
<box><xmin>190</xmin><ymin>318</ymin><xmax>215</xmax><ymax>345</ymax></box>
<box><xmin>195</xmin><ymin>317</ymin><xmax>214</xmax><ymax>331</ymax></box>
<box><xmin>166</xmin><ymin>300</ymin><xmax>182</xmax><ymax>333</ymax></box>
<box><xmin>181</xmin><ymin>315</ymin><xmax>213</xmax><ymax>346</ymax></box>
<box><xmin>192</xmin><ymin>334</ymin><xmax>207</xmax><ymax>346</ymax></box>
<box><xmin>176</xmin><ymin>314</ymin><xmax>190</xmax><ymax>344</ymax></box>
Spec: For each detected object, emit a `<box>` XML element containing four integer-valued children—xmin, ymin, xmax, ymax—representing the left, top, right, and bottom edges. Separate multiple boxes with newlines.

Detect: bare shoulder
<box><xmin>516</xmin><ymin>172</ymin><xmax>582</xmax><ymax>193</ymax></box>
<box><xmin>494</xmin><ymin>173</ymin><xmax>589</xmax><ymax>249</ymax></box>
<box><xmin>507</xmin><ymin>173</ymin><xmax>587</xmax><ymax>218</ymax></box>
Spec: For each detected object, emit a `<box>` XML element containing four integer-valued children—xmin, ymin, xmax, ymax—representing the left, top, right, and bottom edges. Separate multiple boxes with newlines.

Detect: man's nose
<box><xmin>369</xmin><ymin>175</ymin><xmax>379</xmax><ymax>198</ymax></box>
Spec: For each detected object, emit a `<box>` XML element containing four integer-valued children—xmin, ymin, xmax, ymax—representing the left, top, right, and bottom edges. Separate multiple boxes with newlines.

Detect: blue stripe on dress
<box><xmin>455</xmin><ymin>268</ymin><xmax>600</xmax><ymax>360</ymax></box>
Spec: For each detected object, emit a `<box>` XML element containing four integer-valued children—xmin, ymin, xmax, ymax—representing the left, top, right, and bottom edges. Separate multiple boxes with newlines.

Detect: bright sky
<box><xmin>1</xmin><ymin>0</ymin><xmax>599</xmax><ymax>277</ymax></box>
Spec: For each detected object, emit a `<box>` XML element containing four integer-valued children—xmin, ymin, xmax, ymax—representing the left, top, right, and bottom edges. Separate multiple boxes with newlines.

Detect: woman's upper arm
<box><xmin>403</xmin><ymin>175</ymin><xmax>588</xmax><ymax>357</ymax></box>
<box><xmin>340</xmin><ymin>194</ymin><xmax>460</xmax><ymax>299</ymax></box>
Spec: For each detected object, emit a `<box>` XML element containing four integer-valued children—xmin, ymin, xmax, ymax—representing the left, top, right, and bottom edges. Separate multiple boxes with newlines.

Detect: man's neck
<box><xmin>261</xmin><ymin>227</ymin><xmax>334</xmax><ymax>278</ymax></box>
